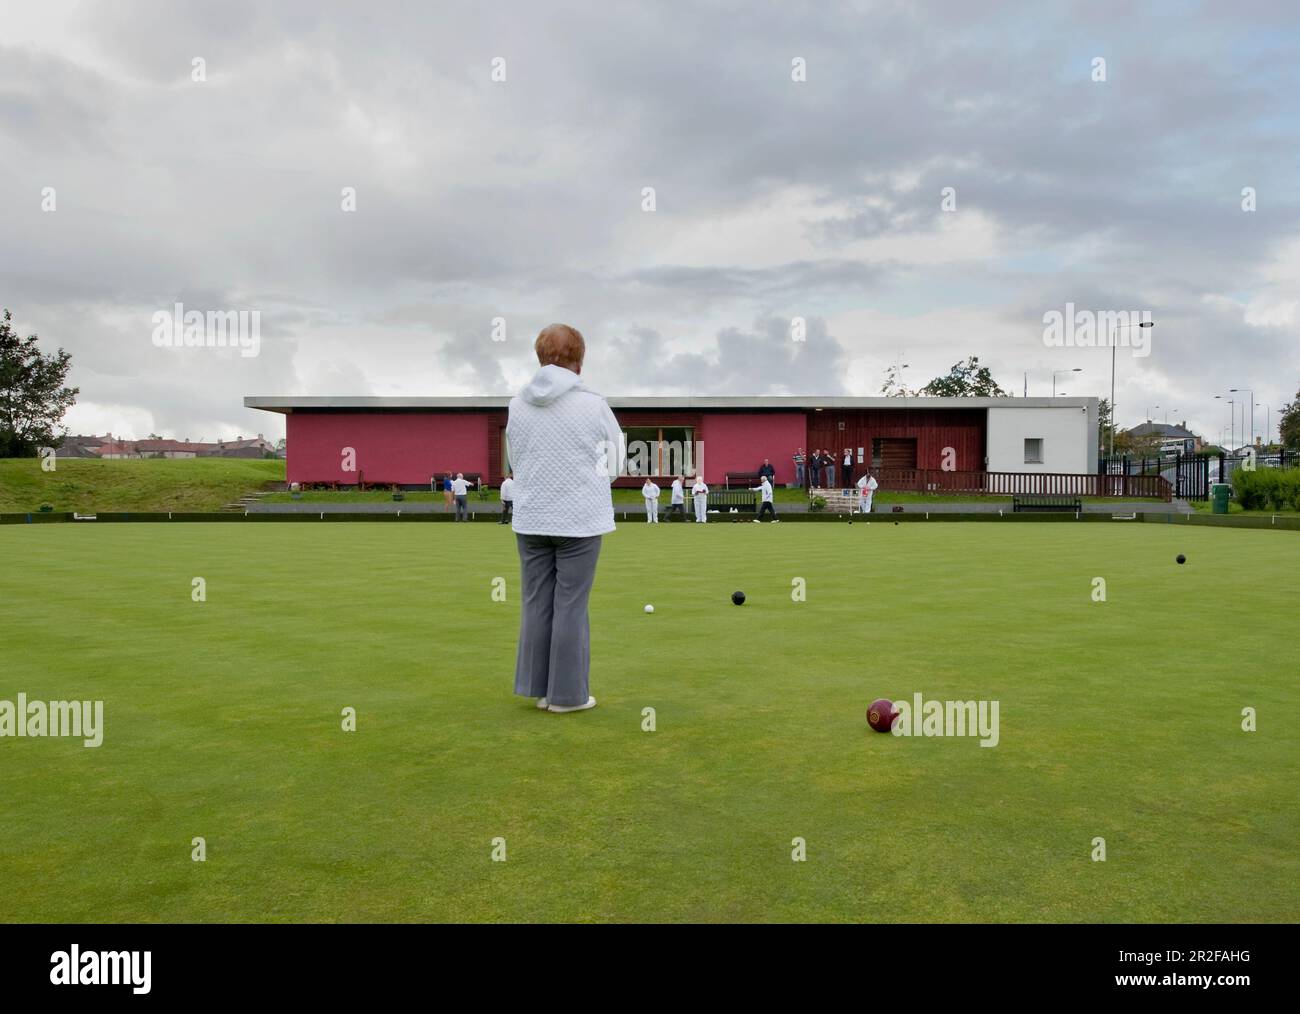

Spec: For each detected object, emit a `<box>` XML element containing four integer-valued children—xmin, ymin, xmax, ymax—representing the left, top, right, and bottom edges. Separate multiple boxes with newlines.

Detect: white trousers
<box><xmin>693</xmin><ymin>496</ymin><xmax>707</xmax><ymax>522</ymax></box>
<box><xmin>645</xmin><ymin>500</ymin><xmax>659</xmax><ymax>522</ymax></box>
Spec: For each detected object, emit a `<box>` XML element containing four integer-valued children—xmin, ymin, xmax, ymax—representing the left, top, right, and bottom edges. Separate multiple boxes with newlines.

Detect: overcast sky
<box><xmin>2</xmin><ymin>0</ymin><xmax>1298</xmax><ymax>445</ymax></box>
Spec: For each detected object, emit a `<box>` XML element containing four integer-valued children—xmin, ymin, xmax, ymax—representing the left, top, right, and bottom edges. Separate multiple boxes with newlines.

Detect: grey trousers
<box><xmin>454</xmin><ymin>495</ymin><xmax>468</xmax><ymax>521</ymax></box>
<box><xmin>514</xmin><ymin>533</ymin><xmax>602</xmax><ymax>707</ymax></box>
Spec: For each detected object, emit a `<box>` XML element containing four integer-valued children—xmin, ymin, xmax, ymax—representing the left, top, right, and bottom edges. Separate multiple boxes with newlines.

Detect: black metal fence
<box><xmin>1101</xmin><ymin>450</ymin><xmax>1299</xmax><ymax>500</ymax></box>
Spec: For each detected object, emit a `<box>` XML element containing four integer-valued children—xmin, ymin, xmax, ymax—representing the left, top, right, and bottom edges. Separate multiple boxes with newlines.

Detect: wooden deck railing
<box><xmin>866</xmin><ymin>469</ymin><xmax>1173</xmax><ymax>501</ymax></box>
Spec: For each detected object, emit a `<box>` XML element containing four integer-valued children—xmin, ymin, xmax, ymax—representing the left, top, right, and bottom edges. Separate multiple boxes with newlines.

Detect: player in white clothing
<box><xmin>691</xmin><ymin>478</ymin><xmax>709</xmax><ymax>522</ymax></box>
<box><xmin>749</xmin><ymin>476</ymin><xmax>778</xmax><ymax>522</ymax></box>
<box><xmin>856</xmin><ymin>471</ymin><xmax>879</xmax><ymax>514</ymax></box>
<box><xmin>641</xmin><ymin>478</ymin><xmax>661</xmax><ymax>523</ymax></box>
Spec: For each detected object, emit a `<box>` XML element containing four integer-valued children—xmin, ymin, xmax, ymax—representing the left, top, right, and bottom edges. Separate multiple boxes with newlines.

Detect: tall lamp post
<box><xmin>1110</xmin><ymin>320</ymin><xmax>1156</xmax><ymax>456</ymax></box>
<box><xmin>1053</xmin><ymin>368</ymin><xmax>1081</xmax><ymax>396</ymax></box>
<box><xmin>1216</xmin><ymin>395</ymin><xmax>1235</xmax><ymax>450</ymax></box>
<box><xmin>1230</xmin><ymin>388</ymin><xmax>1254</xmax><ymax>447</ymax></box>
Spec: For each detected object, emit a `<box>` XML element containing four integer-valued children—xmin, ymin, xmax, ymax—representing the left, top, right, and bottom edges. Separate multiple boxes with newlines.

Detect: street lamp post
<box><xmin>1109</xmin><ymin>321</ymin><xmax>1156</xmax><ymax>457</ymax></box>
<box><xmin>1053</xmin><ymin>367</ymin><xmax>1081</xmax><ymax>397</ymax></box>
<box><xmin>1230</xmin><ymin>388</ymin><xmax>1254</xmax><ymax>447</ymax></box>
<box><xmin>1216</xmin><ymin>395</ymin><xmax>1235</xmax><ymax>450</ymax></box>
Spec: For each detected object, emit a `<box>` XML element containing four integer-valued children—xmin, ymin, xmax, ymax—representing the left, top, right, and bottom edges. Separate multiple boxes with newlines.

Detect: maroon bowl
<box><xmin>867</xmin><ymin>698</ymin><xmax>898</xmax><ymax>733</ymax></box>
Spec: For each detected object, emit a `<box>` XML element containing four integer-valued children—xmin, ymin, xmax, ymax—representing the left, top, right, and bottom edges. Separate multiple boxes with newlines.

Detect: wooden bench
<box><xmin>724</xmin><ymin>471</ymin><xmax>763</xmax><ymax>489</ymax></box>
<box><xmin>697</xmin><ymin>489</ymin><xmax>758</xmax><ymax>512</ymax></box>
<box><xmin>1012</xmin><ymin>495</ymin><xmax>1082</xmax><ymax>513</ymax></box>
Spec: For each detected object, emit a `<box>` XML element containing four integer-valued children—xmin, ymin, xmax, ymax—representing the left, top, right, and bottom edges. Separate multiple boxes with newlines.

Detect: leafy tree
<box><xmin>1279</xmin><ymin>388</ymin><xmax>1300</xmax><ymax>450</ymax></box>
<box><xmin>0</xmin><ymin>309</ymin><xmax>78</xmax><ymax>457</ymax></box>
<box><xmin>879</xmin><ymin>364</ymin><xmax>914</xmax><ymax>397</ymax></box>
<box><xmin>1114</xmin><ymin>428</ymin><xmax>1162</xmax><ymax>458</ymax></box>
<box><xmin>1098</xmin><ymin>398</ymin><xmax>1113</xmax><ymax>456</ymax></box>
<box><xmin>919</xmin><ymin>356</ymin><xmax>1007</xmax><ymax>397</ymax></box>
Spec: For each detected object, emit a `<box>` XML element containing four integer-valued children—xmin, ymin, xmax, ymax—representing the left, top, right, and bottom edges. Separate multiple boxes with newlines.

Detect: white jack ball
<box><xmin>644</xmin><ymin>604</ymin><xmax>655</xmax><ymax>614</ymax></box>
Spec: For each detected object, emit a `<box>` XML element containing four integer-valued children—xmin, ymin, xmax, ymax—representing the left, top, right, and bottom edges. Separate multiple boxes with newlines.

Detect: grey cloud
<box><xmin>1</xmin><ymin>0</ymin><xmax>1296</xmax><ymax>442</ymax></box>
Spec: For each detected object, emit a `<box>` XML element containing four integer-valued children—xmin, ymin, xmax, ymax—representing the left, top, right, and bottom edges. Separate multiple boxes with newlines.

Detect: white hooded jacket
<box><xmin>507</xmin><ymin>365</ymin><xmax>625</xmax><ymax>537</ymax></box>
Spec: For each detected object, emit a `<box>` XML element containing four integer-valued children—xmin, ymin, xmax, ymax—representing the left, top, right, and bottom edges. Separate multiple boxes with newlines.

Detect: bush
<box><xmin>808</xmin><ymin>495</ymin><xmax>827</xmax><ymax>513</ymax></box>
<box><xmin>1231</xmin><ymin>466</ymin><xmax>1300</xmax><ymax>510</ymax></box>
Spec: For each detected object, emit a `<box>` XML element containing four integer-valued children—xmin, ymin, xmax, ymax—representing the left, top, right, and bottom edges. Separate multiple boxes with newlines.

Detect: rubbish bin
<box><xmin>1211</xmin><ymin>483</ymin><xmax>1230</xmax><ymax>515</ymax></box>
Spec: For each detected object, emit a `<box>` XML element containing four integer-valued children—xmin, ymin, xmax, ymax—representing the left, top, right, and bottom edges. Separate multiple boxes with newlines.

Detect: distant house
<box><xmin>201</xmin><ymin>434</ymin><xmax>276</xmax><ymax>458</ymax></box>
<box><xmin>135</xmin><ymin>439</ymin><xmax>208</xmax><ymax>459</ymax></box>
<box><xmin>203</xmin><ymin>445</ymin><xmax>268</xmax><ymax>459</ymax></box>
<box><xmin>96</xmin><ymin>441</ymin><xmax>143</xmax><ymax>459</ymax></box>
<box><xmin>1125</xmin><ymin>421</ymin><xmax>1201</xmax><ymax>456</ymax></box>
<box><xmin>55</xmin><ymin>433</ymin><xmax>112</xmax><ymax>458</ymax></box>
<box><xmin>57</xmin><ymin>432</ymin><xmax>277</xmax><ymax>460</ymax></box>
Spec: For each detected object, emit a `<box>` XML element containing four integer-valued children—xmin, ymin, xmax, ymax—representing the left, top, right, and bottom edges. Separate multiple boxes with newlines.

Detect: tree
<box><xmin>918</xmin><ymin>356</ymin><xmax>1007</xmax><ymax>397</ymax></box>
<box><xmin>879</xmin><ymin>364</ymin><xmax>914</xmax><ymax>397</ymax></box>
<box><xmin>1279</xmin><ymin>388</ymin><xmax>1300</xmax><ymax>450</ymax></box>
<box><xmin>1114</xmin><ymin>428</ymin><xmax>1162</xmax><ymax>458</ymax></box>
<box><xmin>1098</xmin><ymin>398</ymin><xmax>1114</xmax><ymax>457</ymax></box>
<box><xmin>0</xmin><ymin>309</ymin><xmax>78</xmax><ymax>457</ymax></box>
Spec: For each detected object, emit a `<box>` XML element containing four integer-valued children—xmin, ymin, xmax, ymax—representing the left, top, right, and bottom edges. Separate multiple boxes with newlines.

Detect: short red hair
<box><xmin>534</xmin><ymin>323</ymin><xmax>585</xmax><ymax>372</ymax></box>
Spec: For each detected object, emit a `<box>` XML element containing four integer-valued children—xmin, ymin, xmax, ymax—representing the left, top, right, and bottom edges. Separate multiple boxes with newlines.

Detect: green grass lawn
<box><xmin>2</xmin><ymin>522</ymin><xmax>1296</xmax><ymax>922</ymax></box>
<box><xmin>0</xmin><ymin>458</ymin><xmax>285</xmax><ymax>512</ymax></box>
<box><xmin>1189</xmin><ymin>499</ymin><xmax>1300</xmax><ymax>518</ymax></box>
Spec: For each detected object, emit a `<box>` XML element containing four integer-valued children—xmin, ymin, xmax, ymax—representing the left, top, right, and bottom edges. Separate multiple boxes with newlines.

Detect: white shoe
<box><xmin>772</xmin><ymin>519</ymin><xmax>780</xmax><ymax>523</ymax></box>
<box><xmin>548</xmin><ymin>696</ymin><xmax>597</xmax><ymax>713</ymax></box>
<box><xmin>536</xmin><ymin>697</ymin><xmax>549</xmax><ymax>709</ymax></box>
<box><xmin>752</xmin><ymin>519</ymin><xmax>759</xmax><ymax>523</ymax></box>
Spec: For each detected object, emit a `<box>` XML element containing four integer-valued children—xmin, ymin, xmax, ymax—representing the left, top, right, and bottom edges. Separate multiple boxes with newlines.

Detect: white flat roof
<box><xmin>245</xmin><ymin>395</ymin><xmax>1097</xmax><ymax>414</ymax></box>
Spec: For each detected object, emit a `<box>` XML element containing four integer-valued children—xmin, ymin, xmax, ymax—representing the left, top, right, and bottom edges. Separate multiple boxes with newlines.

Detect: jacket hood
<box><xmin>518</xmin><ymin>364</ymin><xmax>584</xmax><ymax>406</ymax></box>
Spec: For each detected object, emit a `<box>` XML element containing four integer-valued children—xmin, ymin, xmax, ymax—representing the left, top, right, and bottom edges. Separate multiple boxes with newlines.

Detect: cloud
<box><xmin>1</xmin><ymin>0</ymin><xmax>1297</xmax><ymax>444</ymax></box>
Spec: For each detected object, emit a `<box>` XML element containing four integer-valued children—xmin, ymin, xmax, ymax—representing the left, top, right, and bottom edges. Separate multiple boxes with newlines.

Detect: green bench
<box><xmin>699</xmin><ymin>490</ymin><xmax>758</xmax><ymax>513</ymax></box>
<box><xmin>1012</xmin><ymin>495</ymin><xmax>1082</xmax><ymax>513</ymax></box>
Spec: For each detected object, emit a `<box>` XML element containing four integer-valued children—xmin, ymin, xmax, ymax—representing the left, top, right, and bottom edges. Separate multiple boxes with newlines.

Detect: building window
<box><xmin>872</xmin><ymin>437</ymin><xmax>918</xmax><ymax>470</ymax></box>
<box><xmin>1024</xmin><ymin>438</ymin><xmax>1044</xmax><ymax>464</ymax></box>
<box><xmin>623</xmin><ymin>426</ymin><xmax>695</xmax><ymax>476</ymax></box>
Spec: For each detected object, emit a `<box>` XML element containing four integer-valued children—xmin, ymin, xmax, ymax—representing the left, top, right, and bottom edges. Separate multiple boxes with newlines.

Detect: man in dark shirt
<box><xmin>758</xmin><ymin>458</ymin><xmax>776</xmax><ymax>489</ymax></box>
